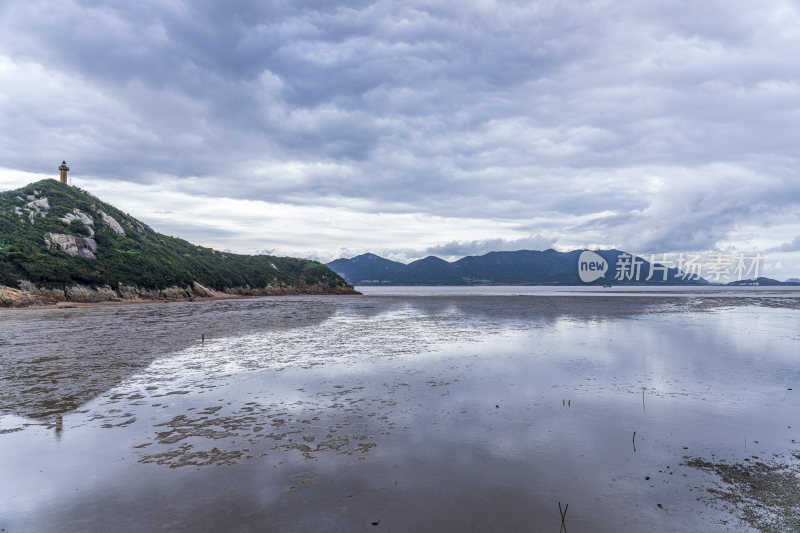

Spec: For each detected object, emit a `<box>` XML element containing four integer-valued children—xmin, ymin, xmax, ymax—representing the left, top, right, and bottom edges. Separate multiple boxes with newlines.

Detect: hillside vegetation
<box><xmin>0</xmin><ymin>179</ymin><xmax>353</xmax><ymax>301</ymax></box>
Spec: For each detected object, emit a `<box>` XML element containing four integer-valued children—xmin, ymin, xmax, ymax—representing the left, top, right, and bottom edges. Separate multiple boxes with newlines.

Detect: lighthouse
<box><xmin>58</xmin><ymin>161</ymin><xmax>70</xmax><ymax>184</ymax></box>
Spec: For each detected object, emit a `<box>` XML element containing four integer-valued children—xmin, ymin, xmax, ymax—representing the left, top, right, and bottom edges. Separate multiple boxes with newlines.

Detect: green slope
<box><xmin>0</xmin><ymin>179</ymin><xmax>352</xmax><ymax>293</ymax></box>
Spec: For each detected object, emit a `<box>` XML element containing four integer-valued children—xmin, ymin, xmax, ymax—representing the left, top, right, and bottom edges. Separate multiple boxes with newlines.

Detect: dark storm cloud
<box><xmin>1</xmin><ymin>0</ymin><xmax>800</xmax><ymax>255</ymax></box>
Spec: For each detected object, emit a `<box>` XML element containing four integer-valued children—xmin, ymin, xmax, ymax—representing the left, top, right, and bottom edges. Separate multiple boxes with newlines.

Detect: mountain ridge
<box><xmin>727</xmin><ymin>277</ymin><xmax>800</xmax><ymax>286</ymax></box>
<box><xmin>327</xmin><ymin>250</ymin><xmax>707</xmax><ymax>286</ymax></box>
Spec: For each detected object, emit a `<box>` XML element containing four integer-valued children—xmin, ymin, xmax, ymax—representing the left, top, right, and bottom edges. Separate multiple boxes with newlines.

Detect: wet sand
<box><xmin>3</xmin><ymin>292</ymin><xmax>253</xmax><ymax>311</ymax></box>
<box><xmin>0</xmin><ymin>285</ymin><xmax>360</xmax><ymax>310</ymax></box>
<box><xmin>1</xmin><ymin>287</ymin><xmax>799</xmax><ymax>531</ymax></box>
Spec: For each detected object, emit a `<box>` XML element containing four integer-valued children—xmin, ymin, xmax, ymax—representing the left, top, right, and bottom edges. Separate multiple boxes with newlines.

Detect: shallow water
<box><xmin>1</xmin><ymin>287</ymin><xmax>799</xmax><ymax>532</ymax></box>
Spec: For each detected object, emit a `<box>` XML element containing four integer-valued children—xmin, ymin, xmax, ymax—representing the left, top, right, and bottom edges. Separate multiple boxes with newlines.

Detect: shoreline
<box><xmin>0</xmin><ymin>283</ymin><xmax>361</xmax><ymax>310</ymax></box>
<box><xmin>5</xmin><ymin>292</ymin><xmax>250</xmax><ymax>311</ymax></box>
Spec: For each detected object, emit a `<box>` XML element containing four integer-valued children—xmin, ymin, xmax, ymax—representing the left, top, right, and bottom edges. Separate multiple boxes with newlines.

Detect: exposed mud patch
<box><xmin>687</xmin><ymin>453</ymin><xmax>800</xmax><ymax>532</ymax></box>
<box><xmin>136</xmin><ymin>391</ymin><xmax>386</xmax><ymax>467</ymax></box>
<box><xmin>140</xmin><ymin>443</ymin><xmax>251</xmax><ymax>468</ymax></box>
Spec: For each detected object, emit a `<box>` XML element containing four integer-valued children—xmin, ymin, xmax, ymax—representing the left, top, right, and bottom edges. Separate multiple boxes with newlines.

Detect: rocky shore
<box><xmin>0</xmin><ymin>280</ymin><xmax>360</xmax><ymax>308</ymax></box>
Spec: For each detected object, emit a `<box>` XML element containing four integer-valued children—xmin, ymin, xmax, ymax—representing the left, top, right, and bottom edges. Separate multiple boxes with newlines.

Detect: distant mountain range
<box><xmin>727</xmin><ymin>277</ymin><xmax>800</xmax><ymax>286</ymax></box>
<box><xmin>327</xmin><ymin>250</ymin><xmax>707</xmax><ymax>286</ymax></box>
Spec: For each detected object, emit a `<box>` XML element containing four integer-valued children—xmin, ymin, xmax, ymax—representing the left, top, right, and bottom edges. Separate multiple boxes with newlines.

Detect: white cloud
<box><xmin>425</xmin><ymin>235</ymin><xmax>557</xmax><ymax>260</ymax></box>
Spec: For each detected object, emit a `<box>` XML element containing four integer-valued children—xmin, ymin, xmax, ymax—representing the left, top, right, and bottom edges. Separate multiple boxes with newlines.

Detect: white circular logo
<box><xmin>578</xmin><ymin>251</ymin><xmax>608</xmax><ymax>282</ymax></box>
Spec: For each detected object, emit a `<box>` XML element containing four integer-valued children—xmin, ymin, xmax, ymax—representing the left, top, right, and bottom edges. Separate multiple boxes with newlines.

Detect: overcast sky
<box><xmin>1</xmin><ymin>0</ymin><xmax>799</xmax><ymax>277</ymax></box>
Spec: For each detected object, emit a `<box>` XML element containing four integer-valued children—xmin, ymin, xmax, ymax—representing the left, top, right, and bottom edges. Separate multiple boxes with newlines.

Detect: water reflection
<box><xmin>54</xmin><ymin>414</ymin><xmax>63</xmax><ymax>440</ymax></box>
<box><xmin>1</xmin><ymin>292</ymin><xmax>799</xmax><ymax>531</ymax></box>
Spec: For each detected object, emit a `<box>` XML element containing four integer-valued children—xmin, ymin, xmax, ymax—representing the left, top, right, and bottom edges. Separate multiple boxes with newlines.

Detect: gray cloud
<box><xmin>768</xmin><ymin>235</ymin><xmax>800</xmax><ymax>253</ymax></box>
<box><xmin>425</xmin><ymin>235</ymin><xmax>557</xmax><ymax>258</ymax></box>
<box><xmin>1</xmin><ymin>0</ymin><xmax>800</xmax><ymax>267</ymax></box>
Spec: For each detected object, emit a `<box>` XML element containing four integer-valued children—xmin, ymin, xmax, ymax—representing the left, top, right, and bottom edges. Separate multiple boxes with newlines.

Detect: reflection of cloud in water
<box><xmin>74</xmin><ymin>300</ymin><xmax>800</xmax><ymax>476</ymax></box>
<box><xmin>2</xmin><ymin>294</ymin><xmax>800</xmax><ymax>531</ymax></box>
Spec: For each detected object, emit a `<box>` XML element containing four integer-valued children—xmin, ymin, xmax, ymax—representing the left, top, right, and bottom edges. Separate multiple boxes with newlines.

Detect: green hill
<box><xmin>0</xmin><ymin>179</ymin><xmax>355</xmax><ymax>306</ymax></box>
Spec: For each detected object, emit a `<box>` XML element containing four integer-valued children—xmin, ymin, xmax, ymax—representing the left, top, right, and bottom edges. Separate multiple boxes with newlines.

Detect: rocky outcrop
<box><xmin>0</xmin><ymin>280</ymin><xmax>359</xmax><ymax>308</ymax></box>
<box><xmin>117</xmin><ymin>285</ymin><xmax>140</xmax><ymax>299</ymax></box>
<box><xmin>0</xmin><ymin>285</ymin><xmax>37</xmax><ymax>307</ymax></box>
<box><xmin>224</xmin><ymin>283</ymin><xmax>361</xmax><ymax>296</ymax></box>
<box><xmin>60</xmin><ymin>208</ymin><xmax>94</xmax><ymax>227</ymax></box>
<box><xmin>191</xmin><ymin>282</ymin><xmax>215</xmax><ymax>297</ymax></box>
<box><xmin>98</xmin><ymin>210</ymin><xmax>126</xmax><ymax>236</ymax></box>
<box><xmin>64</xmin><ymin>285</ymin><xmax>118</xmax><ymax>303</ymax></box>
<box><xmin>160</xmin><ymin>286</ymin><xmax>193</xmax><ymax>299</ymax></box>
<box><xmin>45</xmin><ymin>233</ymin><xmax>98</xmax><ymax>259</ymax></box>
<box><xmin>18</xmin><ymin>196</ymin><xmax>49</xmax><ymax>223</ymax></box>
<box><xmin>17</xmin><ymin>280</ymin><xmax>68</xmax><ymax>301</ymax></box>
<box><xmin>60</xmin><ymin>208</ymin><xmax>95</xmax><ymax>237</ymax></box>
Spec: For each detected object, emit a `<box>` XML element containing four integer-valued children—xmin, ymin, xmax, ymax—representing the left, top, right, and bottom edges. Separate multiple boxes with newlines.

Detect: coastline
<box><xmin>0</xmin><ymin>282</ymin><xmax>361</xmax><ymax>310</ymax></box>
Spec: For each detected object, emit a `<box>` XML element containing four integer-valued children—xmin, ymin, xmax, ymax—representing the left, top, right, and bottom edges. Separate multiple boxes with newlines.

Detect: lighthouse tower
<box><xmin>58</xmin><ymin>161</ymin><xmax>70</xmax><ymax>184</ymax></box>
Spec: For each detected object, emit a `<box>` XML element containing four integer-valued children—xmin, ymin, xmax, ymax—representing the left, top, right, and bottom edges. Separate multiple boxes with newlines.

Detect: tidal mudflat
<box><xmin>2</xmin><ymin>287</ymin><xmax>800</xmax><ymax>532</ymax></box>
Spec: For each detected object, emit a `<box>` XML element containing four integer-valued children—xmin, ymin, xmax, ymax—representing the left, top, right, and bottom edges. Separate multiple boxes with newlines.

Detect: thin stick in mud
<box><xmin>558</xmin><ymin>501</ymin><xmax>568</xmax><ymax>532</ymax></box>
